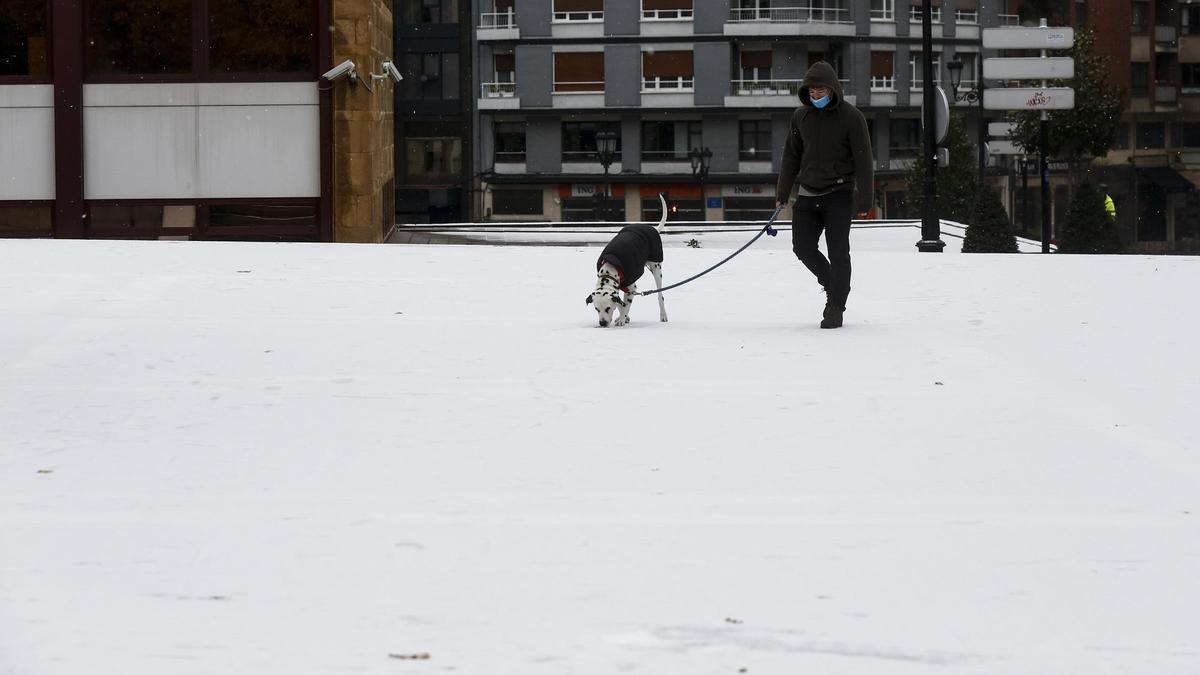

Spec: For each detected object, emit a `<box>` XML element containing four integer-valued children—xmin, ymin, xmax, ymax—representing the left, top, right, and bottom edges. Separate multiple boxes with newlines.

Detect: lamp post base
<box><xmin>916</xmin><ymin>239</ymin><xmax>947</xmax><ymax>252</ymax></box>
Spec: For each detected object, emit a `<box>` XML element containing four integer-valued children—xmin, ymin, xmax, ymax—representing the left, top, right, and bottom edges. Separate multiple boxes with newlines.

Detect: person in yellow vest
<box><xmin>1100</xmin><ymin>183</ymin><xmax>1116</xmax><ymax>221</ymax></box>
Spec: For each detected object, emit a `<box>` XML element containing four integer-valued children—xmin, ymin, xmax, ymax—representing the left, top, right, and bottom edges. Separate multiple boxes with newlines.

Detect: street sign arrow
<box><xmin>983</xmin><ymin>57</ymin><xmax>1075</xmax><ymax>80</ymax></box>
<box><xmin>984</xmin><ymin>87</ymin><xmax>1075</xmax><ymax>111</ymax></box>
<box><xmin>982</xmin><ymin>26</ymin><xmax>1074</xmax><ymax>50</ymax></box>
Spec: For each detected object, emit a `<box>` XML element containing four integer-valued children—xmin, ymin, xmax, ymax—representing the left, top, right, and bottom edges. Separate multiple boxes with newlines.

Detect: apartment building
<box><xmin>469</xmin><ymin>0</ymin><xmax>1019</xmax><ymax>224</ymax></box>
<box><xmin>1076</xmin><ymin>0</ymin><xmax>1200</xmax><ymax>252</ymax></box>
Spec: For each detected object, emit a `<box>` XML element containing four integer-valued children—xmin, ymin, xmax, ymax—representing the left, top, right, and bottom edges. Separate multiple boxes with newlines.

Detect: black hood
<box><xmin>798</xmin><ymin>61</ymin><xmax>843</xmax><ymax>108</ymax></box>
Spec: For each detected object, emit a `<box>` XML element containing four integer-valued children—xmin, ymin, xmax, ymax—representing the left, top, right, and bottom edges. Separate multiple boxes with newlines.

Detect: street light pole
<box><xmin>595</xmin><ymin>130</ymin><xmax>617</xmax><ymax>222</ymax></box>
<box><xmin>689</xmin><ymin>146</ymin><xmax>712</xmax><ymax>222</ymax></box>
<box><xmin>947</xmin><ymin>55</ymin><xmax>986</xmax><ymax>184</ymax></box>
<box><xmin>917</xmin><ymin>0</ymin><xmax>945</xmax><ymax>252</ymax></box>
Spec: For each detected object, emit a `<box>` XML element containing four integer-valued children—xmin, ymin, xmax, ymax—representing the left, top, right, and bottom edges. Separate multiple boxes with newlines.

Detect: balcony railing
<box><xmin>495</xmin><ymin>151</ymin><xmax>526</xmax><ymax>163</ymax></box>
<box><xmin>910</xmin><ymin>7</ymin><xmax>942</xmax><ymax>21</ymax></box>
<box><xmin>728</xmin><ymin>5</ymin><xmax>851</xmax><ymax>25</ymax></box>
<box><xmin>998</xmin><ymin>13</ymin><xmax>1019</xmax><ymax>26</ymax></box>
<box><xmin>642</xmin><ymin>76</ymin><xmax>695</xmax><ymax>91</ymax></box>
<box><xmin>870</xmin><ymin>7</ymin><xmax>893</xmax><ymax>21</ymax></box>
<box><xmin>480</xmin><ymin>10</ymin><xmax>516</xmax><ymax>29</ymax></box>
<box><xmin>870</xmin><ymin>75</ymin><xmax>896</xmax><ymax>91</ymax></box>
<box><xmin>481</xmin><ymin>82</ymin><xmax>516</xmax><ymax>98</ymax></box>
<box><xmin>553</xmin><ymin>10</ymin><xmax>603</xmax><ymax>22</ymax></box>
<box><xmin>732</xmin><ymin>78</ymin><xmax>801</xmax><ymax>96</ymax></box>
<box><xmin>553</xmin><ymin>81</ymin><xmax>604</xmax><ymax>93</ymax></box>
<box><xmin>643</xmin><ymin>8</ymin><xmax>693</xmax><ymax>20</ymax></box>
<box><xmin>955</xmin><ymin>9</ymin><xmax>978</xmax><ymax>24</ymax></box>
<box><xmin>1155</xmin><ymin>83</ymin><xmax>1179</xmax><ymax>104</ymax></box>
<box><xmin>642</xmin><ymin>150</ymin><xmax>691</xmax><ymax>161</ymax></box>
<box><xmin>1156</xmin><ymin>24</ymin><xmax>1178</xmax><ymax>43</ymax></box>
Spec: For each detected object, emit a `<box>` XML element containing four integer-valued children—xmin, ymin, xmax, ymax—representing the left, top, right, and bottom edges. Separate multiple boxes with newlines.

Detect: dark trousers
<box><xmin>791</xmin><ymin>189</ymin><xmax>852</xmax><ymax>308</ymax></box>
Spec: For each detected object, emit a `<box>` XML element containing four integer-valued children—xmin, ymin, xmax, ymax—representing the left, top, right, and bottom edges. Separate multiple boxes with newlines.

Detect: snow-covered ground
<box><xmin>2</xmin><ymin>230</ymin><xmax>1198</xmax><ymax>675</ymax></box>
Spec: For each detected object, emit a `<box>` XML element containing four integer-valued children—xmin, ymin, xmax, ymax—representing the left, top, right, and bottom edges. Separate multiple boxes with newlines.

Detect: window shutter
<box><xmin>642</xmin><ymin>50</ymin><xmax>694</xmax><ymax>77</ymax></box>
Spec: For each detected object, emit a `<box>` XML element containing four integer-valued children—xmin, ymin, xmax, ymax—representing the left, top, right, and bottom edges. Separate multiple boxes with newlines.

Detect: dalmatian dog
<box><xmin>586</xmin><ymin>193</ymin><xmax>669</xmax><ymax>328</ymax></box>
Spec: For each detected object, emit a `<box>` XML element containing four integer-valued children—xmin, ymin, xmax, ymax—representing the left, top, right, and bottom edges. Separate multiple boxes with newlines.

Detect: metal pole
<box><xmin>1039</xmin><ymin>18</ymin><xmax>1051</xmax><ymax>253</ymax></box>
<box><xmin>977</xmin><ymin>53</ymin><xmax>986</xmax><ymax>180</ymax></box>
<box><xmin>917</xmin><ymin>0</ymin><xmax>945</xmax><ymax>252</ymax></box>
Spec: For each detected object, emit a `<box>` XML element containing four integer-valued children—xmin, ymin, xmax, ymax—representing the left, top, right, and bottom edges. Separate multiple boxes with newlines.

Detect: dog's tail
<box><xmin>656</xmin><ymin>192</ymin><xmax>669</xmax><ymax>233</ymax></box>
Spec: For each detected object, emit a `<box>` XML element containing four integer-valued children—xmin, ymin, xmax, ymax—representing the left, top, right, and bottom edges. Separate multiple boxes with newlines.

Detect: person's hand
<box><xmin>776</xmin><ymin>200</ymin><xmax>787</xmax><ymax>209</ymax></box>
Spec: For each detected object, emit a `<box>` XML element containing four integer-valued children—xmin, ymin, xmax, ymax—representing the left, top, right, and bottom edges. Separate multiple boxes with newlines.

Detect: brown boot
<box><xmin>820</xmin><ymin>302</ymin><xmax>844</xmax><ymax>329</ymax></box>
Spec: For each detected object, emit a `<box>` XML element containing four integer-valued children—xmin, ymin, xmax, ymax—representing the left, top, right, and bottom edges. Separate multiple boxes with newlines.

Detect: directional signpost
<box><xmin>982</xmin><ymin>21</ymin><xmax>1075</xmax><ymax>253</ymax></box>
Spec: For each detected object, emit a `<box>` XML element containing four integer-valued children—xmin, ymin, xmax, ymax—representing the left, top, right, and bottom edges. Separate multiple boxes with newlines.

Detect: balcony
<box><xmin>1155</xmin><ymin>83</ymin><xmax>1180</xmax><ymax>105</ymax></box>
<box><xmin>725</xmin><ymin>4</ymin><xmax>855</xmax><ymax>37</ymax></box>
<box><xmin>724</xmin><ymin>78</ymin><xmax>855</xmax><ymax>107</ymax></box>
<box><xmin>998</xmin><ymin>13</ymin><xmax>1019</xmax><ymax>26</ymax></box>
<box><xmin>641</xmin><ymin>76</ymin><xmax>695</xmax><ymax>106</ymax></box>
<box><xmin>477</xmin><ymin>10</ymin><xmax>519</xmax><ymax>40</ymax></box>
<box><xmin>552</xmin><ymin>81</ymin><xmax>605</xmax><ymax>108</ymax></box>
<box><xmin>479</xmin><ymin>82</ymin><xmax>519</xmax><ymax>110</ymax></box>
<box><xmin>1156</xmin><ymin>25</ymin><xmax>1179</xmax><ymax>50</ymax></box>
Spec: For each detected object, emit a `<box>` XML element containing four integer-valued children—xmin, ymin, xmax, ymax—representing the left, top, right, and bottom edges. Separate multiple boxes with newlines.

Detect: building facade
<box><xmin>469</xmin><ymin>0</ymin><xmax>1022</xmax><ymax>224</ymax></box>
<box><xmin>0</xmin><ymin>0</ymin><xmax>395</xmax><ymax>242</ymax></box>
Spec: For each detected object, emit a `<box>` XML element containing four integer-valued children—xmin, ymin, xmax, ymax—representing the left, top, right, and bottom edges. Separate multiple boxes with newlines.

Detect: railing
<box><xmin>553</xmin><ymin>81</ymin><xmax>604</xmax><ymax>93</ymax></box>
<box><xmin>643</xmin><ymin>8</ymin><xmax>693</xmax><ymax>20</ymax></box>
<box><xmin>1155</xmin><ymin>83</ymin><xmax>1179</xmax><ymax>104</ymax></box>
<box><xmin>732</xmin><ymin>79</ymin><xmax>802</xmax><ymax>95</ymax></box>
<box><xmin>562</xmin><ymin>151</ymin><xmax>617</xmax><ymax>161</ymax></box>
<box><xmin>642</xmin><ymin>76</ymin><xmax>695</xmax><ymax>91</ymax></box>
<box><xmin>495</xmin><ymin>151</ymin><xmax>526</xmax><ymax>163</ymax></box>
<box><xmin>870</xmin><ymin>6</ymin><xmax>893</xmax><ymax>21</ymax></box>
<box><xmin>641</xmin><ymin>150</ymin><xmax>691</xmax><ymax>161</ymax></box>
<box><xmin>553</xmin><ymin>10</ymin><xmax>603</xmax><ymax>22</ymax></box>
<box><xmin>910</xmin><ymin>7</ymin><xmax>942</xmax><ymax>21</ymax></box>
<box><xmin>728</xmin><ymin>5</ymin><xmax>852</xmax><ymax>25</ymax></box>
<box><xmin>870</xmin><ymin>75</ymin><xmax>896</xmax><ymax>91</ymax></box>
<box><xmin>998</xmin><ymin>13</ymin><xmax>1019</xmax><ymax>26</ymax></box>
<box><xmin>1155</xmin><ymin>24</ymin><xmax>1178</xmax><ymax>43</ymax></box>
<box><xmin>738</xmin><ymin>150</ymin><xmax>772</xmax><ymax>161</ymax></box>
<box><xmin>479</xmin><ymin>11</ymin><xmax>516</xmax><ymax>29</ymax></box>
<box><xmin>481</xmin><ymin>82</ymin><xmax>516</xmax><ymax>98</ymax></box>
<box><xmin>955</xmin><ymin>9</ymin><xmax>978</xmax><ymax>24</ymax></box>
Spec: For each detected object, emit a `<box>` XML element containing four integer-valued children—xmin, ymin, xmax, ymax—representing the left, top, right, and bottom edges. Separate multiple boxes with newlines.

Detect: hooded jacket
<box><xmin>597</xmin><ymin>225</ymin><xmax>664</xmax><ymax>289</ymax></box>
<box><xmin>776</xmin><ymin>61</ymin><xmax>874</xmax><ymax>213</ymax></box>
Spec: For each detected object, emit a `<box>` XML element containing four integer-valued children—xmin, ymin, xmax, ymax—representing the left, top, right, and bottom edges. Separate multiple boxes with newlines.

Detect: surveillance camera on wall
<box><xmin>322</xmin><ymin>59</ymin><xmax>357</xmax><ymax>82</ymax></box>
<box><xmin>383</xmin><ymin>61</ymin><xmax>403</xmax><ymax>83</ymax></box>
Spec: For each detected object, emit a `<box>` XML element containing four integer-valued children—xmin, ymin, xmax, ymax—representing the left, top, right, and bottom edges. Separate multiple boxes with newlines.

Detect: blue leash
<box><xmin>639</xmin><ymin>205</ymin><xmax>784</xmax><ymax>297</ymax></box>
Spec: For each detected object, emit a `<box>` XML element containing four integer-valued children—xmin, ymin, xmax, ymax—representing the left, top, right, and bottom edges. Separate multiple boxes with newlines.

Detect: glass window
<box><xmin>563</xmin><ymin>196</ymin><xmax>624</xmax><ymax>222</ymax></box>
<box><xmin>400</xmin><ymin>0</ymin><xmax>459</xmax><ymax>24</ymax></box>
<box><xmin>1183</xmin><ymin>64</ymin><xmax>1200</xmax><ymax>92</ymax></box>
<box><xmin>870</xmin><ymin>0</ymin><xmax>894</xmax><ymax>21</ymax></box>
<box><xmin>1136</xmin><ymin>122</ymin><xmax>1165</xmax><ymax>150</ymax></box>
<box><xmin>641</xmin><ymin>121</ymin><xmax>700</xmax><ymax>161</ymax></box>
<box><xmin>206</xmin><ymin>203</ymin><xmax>318</xmax><ymax>240</ymax></box>
<box><xmin>1182</xmin><ymin>123</ymin><xmax>1200</xmax><ymax>148</ymax></box>
<box><xmin>1112</xmin><ymin>123</ymin><xmax>1130</xmax><ymax>150</ymax></box>
<box><xmin>0</xmin><ymin>0</ymin><xmax>49</xmax><ymax>77</ymax></box>
<box><xmin>494</xmin><ymin>122</ymin><xmax>526</xmax><ymax>162</ymax></box>
<box><xmin>909</xmin><ymin>52</ymin><xmax>941</xmax><ymax>89</ymax></box>
<box><xmin>739</xmin><ymin>120</ymin><xmax>771</xmax><ymax>161</ymax></box>
<box><xmin>88</xmin><ymin>0</ymin><xmax>194</xmax><ymax>75</ymax></box>
<box><xmin>0</xmin><ymin>204</ymin><xmax>52</xmax><ymax>237</ymax></box>
<box><xmin>723</xmin><ymin>196</ymin><xmax>777</xmax><ymax>221</ymax></box>
<box><xmin>562</xmin><ymin>122</ymin><xmax>621</xmax><ymax>162</ymax></box>
<box><xmin>400</xmin><ymin>52</ymin><xmax>460</xmax><ymax>100</ymax></box>
<box><xmin>1131</xmin><ymin>63</ymin><xmax>1149</xmax><ymax>97</ymax></box>
<box><xmin>889</xmin><ymin>118</ymin><xmax>920</xmax><ymax>156</ymax></box>
<box><xmin>209</xmin><ymin>0</ymin><xmax>315</xmax><ymax>74</ymax></box>
<box><xmin>492</xmin><ymin>190</ymin><xmax>542</xmax><ymax>216</ymax></box>
<box><xmin>641</xmin><ymin>197</ymin><xmax>701</xmax><ymax>221</ymax></box>
<box><xmin>405</xmin><ymin>138</ymin><xmax>463</xmax><ymax>179</ymax></box>
<box><xmin>1131</xmin><ymin>1</ymin><xmax>1148</xmax><ymax>33</ymax></box>
<box><xmin>870</xmin><ymin>51</ymin><xmax>895</xmax><ymax>90</ymax></box>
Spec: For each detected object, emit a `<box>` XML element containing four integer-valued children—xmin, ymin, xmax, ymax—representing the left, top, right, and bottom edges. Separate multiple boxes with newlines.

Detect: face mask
<box><xmin>812</xmin><ymin>94</ymin><xmax>831</xmax><ymax>109</ymax></box>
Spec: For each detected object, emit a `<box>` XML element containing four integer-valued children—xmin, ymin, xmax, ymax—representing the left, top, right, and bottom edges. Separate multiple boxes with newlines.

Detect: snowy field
<box><xmin>2</xmin><ymin>228</ymin><xmax>1198</xmax><ymax>675</ymax></box>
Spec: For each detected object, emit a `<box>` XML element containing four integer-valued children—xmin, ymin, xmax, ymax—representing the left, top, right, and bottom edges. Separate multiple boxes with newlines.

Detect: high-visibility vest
<box><xmin>1104</xmin><ymin>194</ymin><xmax>1116</xmax><ymax>219</ymax></box>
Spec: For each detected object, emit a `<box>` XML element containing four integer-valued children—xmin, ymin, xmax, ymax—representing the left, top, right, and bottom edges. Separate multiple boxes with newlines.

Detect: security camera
<box><xmin>372</xmin><ymin>61</ymin><xmax>403</xmax><ymax>84</ymax></box>
<box><xmin>383</xmin><ymin>61</ymin><xmax>403</xmax><ymax>83</ymax></box>
<box><xmin>322</xmin><ymin>59</ymin><xmax>357</xmax><ymax>82</ymax></box>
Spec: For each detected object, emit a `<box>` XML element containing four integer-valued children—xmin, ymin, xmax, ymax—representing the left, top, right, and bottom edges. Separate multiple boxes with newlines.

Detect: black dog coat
<box><xmin>596</xmin><ymin>225</ymin><xmax>663</xmax><ymax>289</ymax></box>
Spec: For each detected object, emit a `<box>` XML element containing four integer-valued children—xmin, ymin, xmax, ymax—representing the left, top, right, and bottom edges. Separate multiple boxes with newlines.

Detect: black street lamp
<box><xmin>595</xmin><ymin>130</ymin><xmax>618</xmax><ymax>222</ymax></box>
<box><xmin>917</xmin><ymin>0</ymin><xmax>944</xmax><ymax>252</ymax></box>
<box><xmin>946</xmin><ymin>54</ymin><xmax>987</xmax><ymax>181</ymax></box>
<box><xmin>689</xmin><ymin>146</ymin><xmax>712</xmax><ymax>222</ymax></box>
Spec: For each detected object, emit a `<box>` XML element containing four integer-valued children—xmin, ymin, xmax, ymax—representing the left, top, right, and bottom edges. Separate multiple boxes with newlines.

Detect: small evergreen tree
<box><xmin>1058</xmin><ymin>182</ymin><xmax>1122</xmax><ymax>254</ymax></box>
<box><xmin>902</xmin><ymin>112</ymin><xmax>978</xmax><ymax>223</ymax></box>
<box><xmin>962</xmin><ymin>185</ymin><xmax>1019</xmax><ymax>253</ymax></box>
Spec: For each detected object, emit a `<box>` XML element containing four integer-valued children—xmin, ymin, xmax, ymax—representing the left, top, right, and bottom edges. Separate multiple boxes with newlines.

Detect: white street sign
<box><xmin>984</xmin><ymin>87</ymin><xmax>1075</xmax><ymax>110</ymax></box>
<box><xmin>988</xmin><ymin>122</ymin><xmax>1016</xmax><ymax>137</ymax></box>
<box><xmin>983</xmin><ymin>57</ymin><xmax>1075</xmax><ymax>80</ymax></box>
<box><xmin>982</xmin><ymin>26</ymin><xmax>1074</xmax><ymax>50</ymax></box>
<box><xmin>922</xmin><ymin>86</ymin><xmax>951</xmax><ymax>145</ymax></box>
<box><xmin>988</xmin><ymin>140</ymin><xmax>1023</xmax><ymax>155</ymax></box>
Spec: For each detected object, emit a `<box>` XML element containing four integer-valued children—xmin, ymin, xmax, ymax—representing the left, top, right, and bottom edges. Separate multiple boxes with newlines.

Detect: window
<box><xmin>0</xmin><ymin>0</ymin><xmax>49</xmax><ymax>78</ymax></box>
<box><xmin>739</xmin><ymin>120</ymin><xmax>772</xmax><ymax>161</ymax></box>
<box><xmin>209</xmin><ymin>0</ymin><xmax>315</xmax><ymax>74</ymax></box>
<box><xmin>910</xmin><ymin>0</ymin><xmax>941</xmax><ymax>22</ymax></box>
<box><xmin>87</xmin><ymin>204</ymin><xmax>196</xmax><ymax>239</ymax></box>
<box><xmin>1131</xmin><ymin>63</ymin><xmax>1150</xmax><ymax>97</ymax></box>
<box><xmin>0</xmin><ymin>205</ymin><xmax>52</xmax><ymax>237</ymax></box>
<box><xmin>955</xmin><ymin>0</ymin><xmax>977</xmax><ymax>23</ymax></box>
<box><xmin>1136</xmin><ymin>122</ymin><xmax>1165</xmax><ymax>150</ymax></box>
<box><xmin>563</xmin><ymin>196</ymin><xmax>625</xmax><ymax>221</ymax></box>
<box><xmin>870</xmin><ymin>51</ymin><xmax>895</xmax><ymax>90</ymax></box>
<box><xmin>400</xmin><ymin>52</ymin><xmax>460</xmax><ymax>100</ymax></box>
<box><xmin>1132</xmin><ymin>1</ymin><xmax>1149</xmax><ymax>33</ymax></box>
<box><xmin>1184</xmin><ymin>64</ymin><xmax>1200</xmax><ymax>93</ymax></box>
<box><xmin>88</xmin><ymin>0</ymin><xmax>193</xmax><ymax>75</ymax></box>
<box><xmin>889</xmin><ymin>118</ymin><xmax>920</xmax><ymax>157</ymax></box>
<box><xmin>206</xmin><ymin>204</ymin><xmax>318</xmax><ymax>241</ymax></box>
<box><xmin>642</xmin><ymin>50</ymin><xmax>694</xmax><ymax>91</ymax></box>
<box><xmin>1075</xmin><ymin>0</ymin><xmax>1088</xmax><ymax>28</ymax></box>
<box><xmin>554</xmin><ymin>0</ymin><xmax>603</xmax><ymax>22</ymax></box>
<box><xmin>562</xmin><ymin>121</ymin><xmax>621</xmax><ymax>162</ymax></box>
<box><xmin>405</xmin><ymin>138</ymin><xmax>463</xmax><ymax>179</ymax></box>
<box><xmin>1112</xmin><ymin>123</ymin><xmax>1130</xmax><ymax>150</ymax></box>
<box><xmin>643</xmin><ymin>0</ymin><xmax>693</xmax><ymax>20</ymax></box>
<box><xmin>494</xmin><ymin>122</ymin><xmax>526</xmax><ymax>162</ymax></box>
<box><xmin>739</xmin><ymin>50</ymin><xmax>771</xmax><ymax>82</ymax></box>
<box><xmin>870</xmin><ymin>0</ymin><xmax>894</xmax><ymax>21</ymax></box>
<box><xmin>481</xmin><ymin>0</ymin><xmax>515</xmax><ymax>28</ymax></box>
<box><xmin>910</xmin><ymin>52</ymin><xmax>941</xmax><ymax>89</ymax></box>
<box><xmin>400</xmin><ymin>0</ymin><xmax>460</xmax><ymax>24</ymax></box>
<box><xmin>723</xmin><ymin>196</ymin><xmax>777</xmax><ymax>221</ymax></box>
<box><xmin>1186</xmin><ymin>5</ymin><xmax>1200</xmax><ymax>35</ymax></box>
<box><xmin>641</xmin><ymin>121</ymin><xmax>701</xmax><ymax>161</ymax></box>
<box><xmin>956</xmin><ymin>52</ymin><xmax>978</xmax><ymax>87</ymax></box>
<box><xmin>642</xmin><ymin>196</ymin><xmax>701</xmax><ymax>221</ymax></box>
<box><xmin>554</xmin><ymin>52</ymin><xmax>604</xmax><ymax>92</ymax></box>
<box><xmin>492</xmin><ymin>190</ymin><xmax>543</xmax><ymax>216</ymax></box>
<box><xmin>489</xmin><ymin>51</ymin><xmax>515</xmax><ymax>96</ymax></box>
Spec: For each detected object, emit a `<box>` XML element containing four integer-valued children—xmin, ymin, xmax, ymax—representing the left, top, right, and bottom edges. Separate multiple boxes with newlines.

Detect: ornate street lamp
<box><xmin>595</xmin><ymin>130</ymin><xmax>618</xmax><ymax>222</ymax></box>
<box><xmin>689</xmin><ymin>146</ymin><xmax>712</xmax><ymax>222</ymax></box>
<box><xmin>946</xmin><ymin>55</ymin><xmax>987</xmax><ymax>179</ymax></box>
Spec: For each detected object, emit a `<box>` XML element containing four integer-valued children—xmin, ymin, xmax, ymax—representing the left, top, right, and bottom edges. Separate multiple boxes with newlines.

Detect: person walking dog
<box><xmin>775</xmin><ymin>61</ymin><xmax>874</xmax><ymax>329</ymax></box>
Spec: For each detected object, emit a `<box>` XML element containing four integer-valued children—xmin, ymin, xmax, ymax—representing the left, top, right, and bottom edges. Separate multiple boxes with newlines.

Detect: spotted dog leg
<box><xmin>615</xmin><ymin>284</ymin><xmax>636</xmax><ymax>326</ymax></box>
<box><xmin>647</xmin><ymin>261</ymin><xmax>667</xmax><ymax>322</ymax></box>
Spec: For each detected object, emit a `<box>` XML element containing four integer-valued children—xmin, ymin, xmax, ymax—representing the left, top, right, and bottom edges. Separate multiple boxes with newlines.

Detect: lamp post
<box><xmin>917</xmin><ymin>0</ymin><xmax>944</xmax><ymax>252</ymax></box>
<box><xmin>595</xmin><ymin>130</ymin><xmax>618</xmax><ymax>222</ymax></box>
<box><xmin>946</xmin><ymin>55</ymin><xmax>987</xmax><ymax>182</ymax></box>
<box><xmin>689</xmin><ymin>146</ymin><xmax>712</xmax><ymax>222</ymax></box>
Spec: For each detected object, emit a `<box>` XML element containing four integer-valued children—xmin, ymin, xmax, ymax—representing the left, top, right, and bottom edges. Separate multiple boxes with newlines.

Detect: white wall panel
<box><xmin>83</xmin><ymin>83</ymin><xmax>320</xmax><ymax>200</ymax></box>
<box><xmin>0</xmin><ymin>85</ymin><xmax>55</xmax><ymax>200</ymax></box>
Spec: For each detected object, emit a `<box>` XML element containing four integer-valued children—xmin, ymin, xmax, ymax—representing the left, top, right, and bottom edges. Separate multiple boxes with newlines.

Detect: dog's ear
<box><xmin>585</xmin><ymin>295</ymin><xmax>593</xmax><ymax>305</ymax></box>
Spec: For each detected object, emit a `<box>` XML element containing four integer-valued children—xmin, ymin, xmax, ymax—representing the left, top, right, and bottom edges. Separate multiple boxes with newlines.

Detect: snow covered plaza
<box><xmin>2</xmin><ymin>226</ymin><xmax>1198</xmax><ymax>674</ymax></box>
